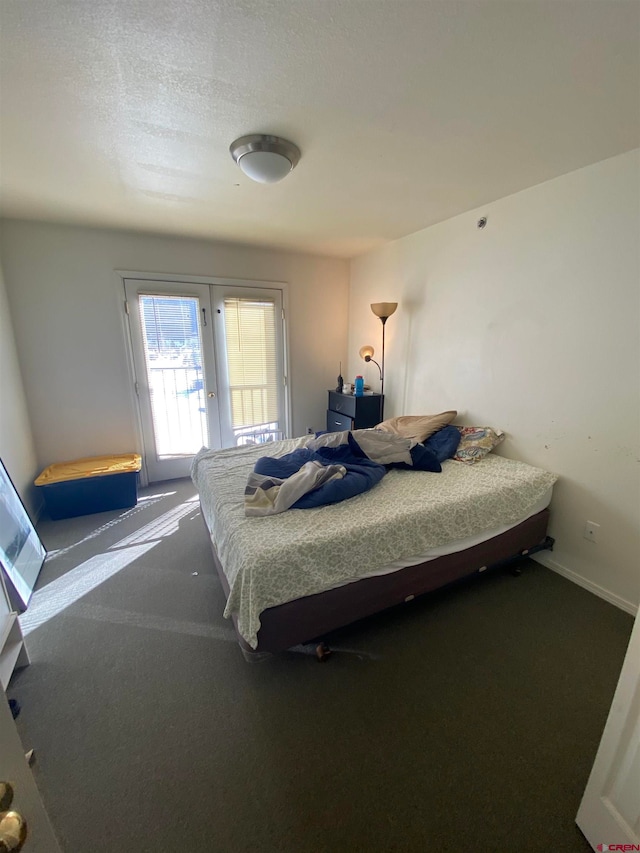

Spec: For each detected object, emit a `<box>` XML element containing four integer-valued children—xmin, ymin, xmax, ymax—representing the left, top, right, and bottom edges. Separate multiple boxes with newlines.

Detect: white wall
<box><xmin>0</xmin><ymin>222</ymin><xmax>349</xmax><ymax>469</ymax></box>
<box><xmin>349</xmin><ymin>150</ymin><xmax>640</xmax><ymax>612</ymax></box>
<box><xmin>0</xmin><ymin>254</ymin><xmax>39</xmax><ymax>516</ymax></box>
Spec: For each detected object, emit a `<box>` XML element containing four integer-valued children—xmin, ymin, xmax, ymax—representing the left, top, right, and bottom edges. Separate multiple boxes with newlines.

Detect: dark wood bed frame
<box><xmin>204</xmin><ymin>507</ymin><xmax>554</xmax><ymax>661</ymax></box>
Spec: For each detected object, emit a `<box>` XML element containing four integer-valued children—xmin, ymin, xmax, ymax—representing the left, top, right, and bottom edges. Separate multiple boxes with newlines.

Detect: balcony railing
<box><xmin>148</xmin><ymin>365</ymin><xmax>207</xmax><ymax>457</ymax></box>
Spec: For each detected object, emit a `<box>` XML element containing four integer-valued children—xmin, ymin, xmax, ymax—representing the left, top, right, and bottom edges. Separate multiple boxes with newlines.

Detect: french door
<box><xmin>124</xmin><ymin>278</ymin><xmax>287</xmax><ymax>482</ymax></box>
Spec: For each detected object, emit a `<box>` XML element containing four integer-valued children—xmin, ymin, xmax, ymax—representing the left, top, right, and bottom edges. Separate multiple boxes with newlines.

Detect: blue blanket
<box><xmin>423</xmin><ymin>424</ymin><xmax>461</xmax><ymax>462</ymax></box>
<box><xmin>252</xmin><ymin>439</ymin><xmax>386</xmax><ymax>511</ymax></box>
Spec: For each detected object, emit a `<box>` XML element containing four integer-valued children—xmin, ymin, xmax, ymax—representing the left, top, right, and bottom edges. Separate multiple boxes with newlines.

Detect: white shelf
<box><xmin>0</xmin><ymin>610</ymin><xmax>15</xmax><ymax>649</ymax></box>
<box><xmin>0</xmin><ymin>587</ymin><xmax>30</xmax><ymax>690</ymax></box>
<box><xmin>1</xmin><ymin>638</ymin><xmax>24</xmax><ymax>690</ymax></box>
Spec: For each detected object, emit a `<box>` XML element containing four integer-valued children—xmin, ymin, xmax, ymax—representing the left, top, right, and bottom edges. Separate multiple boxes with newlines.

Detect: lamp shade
<box><xmin>359</xmin><ymin>345</ymin><xmax>375</xmax><ymax>360</ymax></box>
<box><xmin>230</xmin><ymin>134</ymin><xmax>301</xmax><ymax>184</ymax></box>
<box><xmin>370</xmin><ymin>302</ymin><xmax>398</xmax><ymax>321</ymax></box>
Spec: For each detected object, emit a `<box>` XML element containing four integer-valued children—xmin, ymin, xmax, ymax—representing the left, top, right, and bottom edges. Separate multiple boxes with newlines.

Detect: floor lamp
<box><xmin>359</xmin><ymin>301</ymin><xmax>398</xmax><ymax>420</ymax></box>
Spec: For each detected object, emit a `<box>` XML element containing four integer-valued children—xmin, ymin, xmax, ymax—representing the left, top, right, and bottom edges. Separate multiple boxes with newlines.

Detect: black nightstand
<box><xmin>326</xmin><ymin>391</ymin><xmax>384</xmax><ymax>432</ymax></box>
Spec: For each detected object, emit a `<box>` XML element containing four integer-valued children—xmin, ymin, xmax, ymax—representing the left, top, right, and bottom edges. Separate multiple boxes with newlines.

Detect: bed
<box><xmin>191</xmin><ymin>436</ymin><xmax>557</xmax><ymax>660</ymax></box>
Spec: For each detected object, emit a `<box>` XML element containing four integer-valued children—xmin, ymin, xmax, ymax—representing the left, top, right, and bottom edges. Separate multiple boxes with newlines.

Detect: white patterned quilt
<box><xmin>191</xmin><ymin>438</ymin><xmax>557</xmax><ymax>649</ymax></box>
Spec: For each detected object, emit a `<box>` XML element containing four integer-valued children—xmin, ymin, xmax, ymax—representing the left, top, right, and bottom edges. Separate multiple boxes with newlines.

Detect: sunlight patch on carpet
<box><xmin>20</xmin><ymin>544</ymin><xmax>156</xmax><ymax>635</ymax></box>
<box><xmin>72</xmin><ymin>602</ymin><xmax>237</xmax><ymax>642</ymax></box>
<box><xmin>21</xmin><ymin>496</ymin><xmax>199</xmax><ymax>635</ymax></box>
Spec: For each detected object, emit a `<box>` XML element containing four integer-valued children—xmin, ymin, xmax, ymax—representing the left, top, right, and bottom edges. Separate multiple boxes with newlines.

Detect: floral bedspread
<box><xmin>191</xmin><ymin>438</ymin><xmax>557</xmax><ymax>649</ymax></box>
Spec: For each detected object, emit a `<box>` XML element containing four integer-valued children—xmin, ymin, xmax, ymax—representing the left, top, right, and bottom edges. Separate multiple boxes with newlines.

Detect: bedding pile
<box><xmin>191</xmin><ymin>436</ymin><xmax>557</xmax><ymax>649</ymax></box>
<box><xmin>244</xmin><ymin>428</ymin><xmax>446</xmax><ymax>516</ymax></box>
<box><xmin>245</xmin><ymin>437</ymin><xmax>386</xmax><ymax>516</ymax></box>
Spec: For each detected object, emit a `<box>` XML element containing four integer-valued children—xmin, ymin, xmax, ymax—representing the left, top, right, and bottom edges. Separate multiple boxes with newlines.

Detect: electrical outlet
<box><xmin>306</xmin><ymin>426</ymin><xmax>314</xmax><ymax>435</ymax></box>
<box><xmin>584</xmin><ymin>521</ymin><xmax>600</xmax><ymax>543</ymax></box>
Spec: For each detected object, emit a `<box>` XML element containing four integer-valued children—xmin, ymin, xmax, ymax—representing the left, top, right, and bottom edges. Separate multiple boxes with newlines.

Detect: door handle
<box><xmin>0</xmin><ymin>783</ymin><xmax>27</xmax><ymax>851</ymax></box>
<box><xmin>207</xmin><ymin>392</ymin><xmax>216</xmax><ymax>398</ymax></box>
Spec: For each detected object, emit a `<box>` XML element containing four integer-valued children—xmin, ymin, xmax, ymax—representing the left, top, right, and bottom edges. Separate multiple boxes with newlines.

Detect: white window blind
<box><xmin>224</xmin><ymin>297</ymin><xmax>279</xmax><ymax>432</ymax></box>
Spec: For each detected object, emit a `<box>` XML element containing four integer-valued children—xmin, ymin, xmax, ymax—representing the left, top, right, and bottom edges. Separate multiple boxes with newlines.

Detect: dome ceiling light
<box><xmin>229</xmin><ymin>134</ymin><xmax>301</xmax><ymax>184</ymax></box>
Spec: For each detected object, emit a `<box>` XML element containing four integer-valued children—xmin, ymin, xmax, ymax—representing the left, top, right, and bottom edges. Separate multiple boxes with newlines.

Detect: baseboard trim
<box><xmin>532</xmin><ymin>553</ymin><xmax>637</xmax><ymax>617</ymax></box>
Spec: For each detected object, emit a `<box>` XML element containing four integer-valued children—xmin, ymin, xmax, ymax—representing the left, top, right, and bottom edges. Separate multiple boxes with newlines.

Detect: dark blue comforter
<box><xmin>254</xmin><ymin>439</ymin><xmax>386</xmax><ymax>509</ymax></box>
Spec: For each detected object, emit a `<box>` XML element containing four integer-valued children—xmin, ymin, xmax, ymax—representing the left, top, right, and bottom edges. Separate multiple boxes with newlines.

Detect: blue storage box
<box><xmin>35</xmin><ymin>454</ymin><xmax>142</xmax><ymax>520</ymax></box>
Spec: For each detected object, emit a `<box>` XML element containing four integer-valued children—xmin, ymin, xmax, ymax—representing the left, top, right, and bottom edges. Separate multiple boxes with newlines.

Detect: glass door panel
<box><xmin>139</xmin><ymin>294</ymin><xmax>209</xmax><ymax>456</ymax></box>
<box><xmin>212</xmin><ymin>286</ymin><xmax>286</xmax><ymax>448</ymax></box>
<box><xmin>125</xmin><ymin>279</ymin><xmax>221</xmax><ymax>482</ymax></box>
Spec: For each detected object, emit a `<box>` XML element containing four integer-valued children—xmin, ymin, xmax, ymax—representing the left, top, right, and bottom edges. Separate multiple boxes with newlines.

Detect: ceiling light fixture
<box><xmin>229</xmin><ymin>134</ymin><xmax>301</xmax><ymax>184</ymax></box>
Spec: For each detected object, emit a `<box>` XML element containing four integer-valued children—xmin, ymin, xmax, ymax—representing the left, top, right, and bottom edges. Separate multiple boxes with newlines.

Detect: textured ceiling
<box><xmin>0</xmin><ymin>0</ymin><xmax>638</xmax><ymax>258</ymax></box>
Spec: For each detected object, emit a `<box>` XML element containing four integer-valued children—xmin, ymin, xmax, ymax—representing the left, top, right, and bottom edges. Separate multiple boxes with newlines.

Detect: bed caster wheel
<box><xmin>316</xmin><ymin>643</ymin><xmax>332</xmax><ymax>662</ymax></box>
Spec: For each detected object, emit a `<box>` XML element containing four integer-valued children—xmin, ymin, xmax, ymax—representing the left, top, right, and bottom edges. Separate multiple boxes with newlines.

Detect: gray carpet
<box><xmin>8</xmin><ymin>478</ymin><xmax>632</xmax><ymax>853</ymax></box>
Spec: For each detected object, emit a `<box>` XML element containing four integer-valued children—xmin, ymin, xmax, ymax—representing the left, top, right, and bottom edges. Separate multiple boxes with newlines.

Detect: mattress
<box><xmin>326</xmin><ymin>485</ymin><xmax>554</xmax><ymax>587</ymax></box>
<box><xmin>192</xmin><ymin>437</ymin><xmax>558</xmax><ymax>649</ymax></box>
